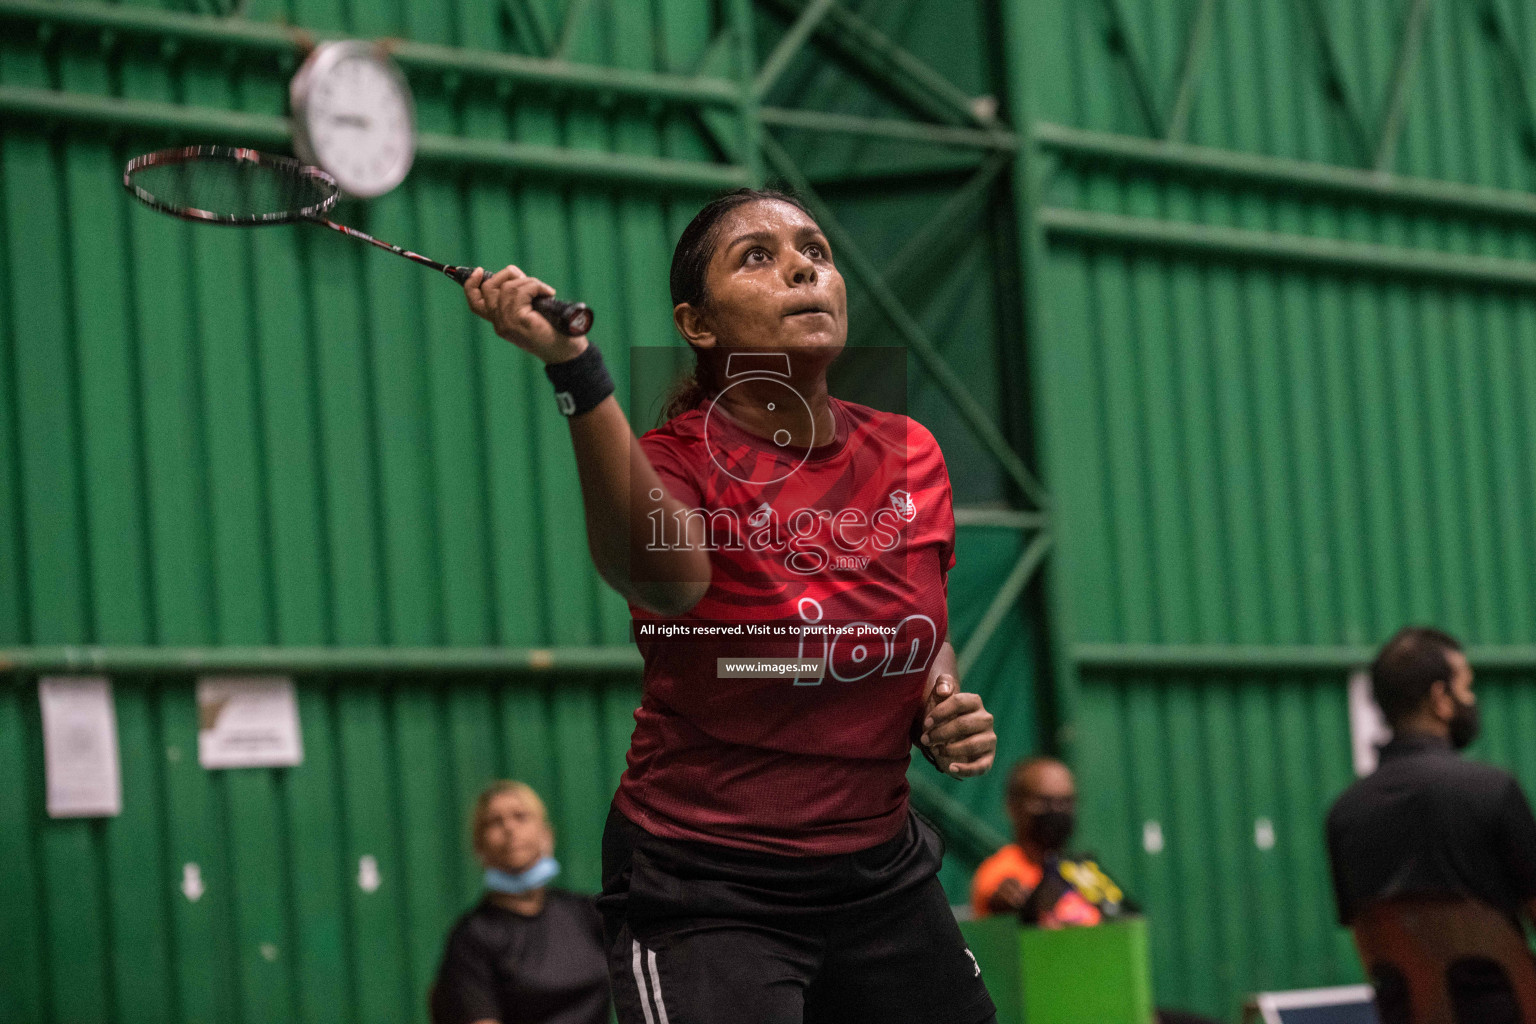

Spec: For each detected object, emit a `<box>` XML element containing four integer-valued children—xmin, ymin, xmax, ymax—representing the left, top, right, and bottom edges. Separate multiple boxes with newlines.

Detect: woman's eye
<box><xmin>804</xmin><ymin>244</ymin><xmax>826</xmax><ymax>259</ymax></box>
<box><xmin>745</xmin><ymin>247</ymin><xmax>770</xmax><ymax>264</ymax></box>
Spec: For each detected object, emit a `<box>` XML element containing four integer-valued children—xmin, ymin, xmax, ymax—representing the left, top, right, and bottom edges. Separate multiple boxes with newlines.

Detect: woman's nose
<box><xmin>785</xmin><ymin>252</ymin><xmax>817</xmax><ymax>285</ymax></box>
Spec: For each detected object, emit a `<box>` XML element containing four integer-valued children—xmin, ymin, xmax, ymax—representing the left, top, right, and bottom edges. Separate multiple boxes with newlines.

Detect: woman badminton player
<box><xmin>464</xmin><ymin>189</ymin><xmax>999</xmax><ymax>1024</ymax></box>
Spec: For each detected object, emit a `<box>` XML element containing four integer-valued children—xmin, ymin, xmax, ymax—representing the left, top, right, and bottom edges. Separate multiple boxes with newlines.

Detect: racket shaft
<box><xmin>312</xmin><ymin>217</ymin><xmax>592</xmax><ymax>336</ymax></box>
<box><xmin>315</xmin><ymin>217</ymin><xmax>450</xmax><ymax>274</ymax></box>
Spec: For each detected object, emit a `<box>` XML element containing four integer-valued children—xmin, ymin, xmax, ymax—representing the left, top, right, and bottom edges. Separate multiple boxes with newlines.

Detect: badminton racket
<box><xmin>122</xmin><ymin>145</ymin><xmax>594</xmax><ymax>337</ymax></box>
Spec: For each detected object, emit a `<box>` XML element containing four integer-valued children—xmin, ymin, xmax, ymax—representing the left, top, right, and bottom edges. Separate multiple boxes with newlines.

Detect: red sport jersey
<box><xmin>614</xmin><ymin>395</ymin><xmax>956</xmax><ymax>855</ymax></box>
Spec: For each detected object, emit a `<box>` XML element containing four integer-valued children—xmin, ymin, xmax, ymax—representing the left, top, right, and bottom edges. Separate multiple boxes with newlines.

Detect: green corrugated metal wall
<box><xmin>1</xmin><ymin>0</ymin><xmax>727</xmax><ymax>1009</ymax></box>
<box><xmin>1</xmin><ymin>0</ymin><xmax>1043</xmax><ymax>1021</ymax></box>
<box><xmin>1009</xmin><ymin>0</ymin><xmax>1536</xmax><ymax>1017</ymax></box>
<box><xmin>0</xmin><ymin>671</ymin><xmax>645</xmax><ymax>1024</ymax></box>
<box><xmin>15</xmin><ymin>0</ymin><xmax>1536</xmax><ymax>1021</ymax></box>
<box><xmin>760</xmin><ymin>0</ymin><xmax>1045</xmax><ymax>903</ymax></box>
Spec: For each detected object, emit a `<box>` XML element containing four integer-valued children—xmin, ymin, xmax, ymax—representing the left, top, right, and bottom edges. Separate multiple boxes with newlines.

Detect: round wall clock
<box><xmin>290</xmin><ymin>40</ymin><xmax>416</xmax><ymax>198</ymax></box>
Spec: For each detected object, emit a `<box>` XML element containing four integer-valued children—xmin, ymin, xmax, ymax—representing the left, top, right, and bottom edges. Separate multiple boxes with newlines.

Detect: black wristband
<box><xmin>544</xmin><ymin>343</ymin><xmax>614</xmax><ymax>417</ymax></box>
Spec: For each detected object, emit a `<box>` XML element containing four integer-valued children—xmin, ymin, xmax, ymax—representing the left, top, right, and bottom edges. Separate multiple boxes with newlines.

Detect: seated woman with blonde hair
<box><xmin>430</xmin><ymin>781</ymin><xmax>610</xmax><ymax>1024</ymax></box>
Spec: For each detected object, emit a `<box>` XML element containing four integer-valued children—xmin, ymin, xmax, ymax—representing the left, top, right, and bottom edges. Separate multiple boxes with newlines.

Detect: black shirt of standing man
<box><xmin>1326</xmin><ymin>627</ymin><xmax>1536</xmax><ymax>1024</ymax></box>
<box><xmin>1326</xmin><ymin>627</ymin><xmax>1536</xmax><ymax>930</ymax></box>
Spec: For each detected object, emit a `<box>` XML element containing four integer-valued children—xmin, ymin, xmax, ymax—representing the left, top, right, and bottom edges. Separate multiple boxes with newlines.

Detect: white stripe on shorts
<box><xmin>646</xmin><ymin>947</ymin><xmax>672</xmax><ymax>1024</ymax></box>
<box><xmin>631</xmin><ymin>939</ymin><xmax>657</xmax><ymax>1024</ymax></box>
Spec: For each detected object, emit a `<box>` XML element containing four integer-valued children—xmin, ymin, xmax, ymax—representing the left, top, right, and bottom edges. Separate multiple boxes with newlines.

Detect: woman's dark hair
<box><xmin>1371</xmin><ymin>625</ymin><xmax>1463</xmax><ymax>727</ymax></box>
<box><xmin>661</xmin><ymin>187</ymin><xmax>813</xmax><ymax>422</ymax></box>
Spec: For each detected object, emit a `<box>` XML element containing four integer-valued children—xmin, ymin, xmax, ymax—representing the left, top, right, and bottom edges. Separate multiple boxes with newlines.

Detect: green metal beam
<box><xmin>419</xmin><ymin>131</ymin><xmax>749</xmax><ymax>188</ymax></box>
<box><xmin>689</xmin><ymin>24</ymin><xmax>738</xmax><ymax>78</ymax></box>
<box><xmin>760</xmin><ymin>106</ymin><xmax>1018</xmax><ymax>150</ymax></box>
<box><xmin>394</xmin><ymin>36</ymin><xmax>735</xmax><ymax>106</ymax></box>
<box><xmin>846</xmin><ymin>154</ymin><xmax>1011</xmax><ymax>350</ymax></box>
<box><xmin>502</xmin><ymin>0</ymin><xmax>553</xmax><ymax>57</ymax></box>
<box><xmin>878</xmin><ymin>155</ymin><xmax>1010</xmax><ymax>266</ymax></box>
<box><xmin>1164</xmin><ymin>0</ymin><xmax>1218</xmax><ymax>142</ymax></box>
<box><xmin>1</xmin><ymin>83</ymin><xmax>293</xmax><ymax>144</ymax></box>
<box><xmin>0</xmin><ymin>85</ymin><xmax>750</xmax><ymax>190</ymax></box>
<box><xmin>758</xmin><ymin>0</ymin><xmax>992</xmax><ymax>129</ymax></box>
<box><xmin>0</xmin><ymin>0</ymin><xmax>296</xmax><ymax>52</ymax></box>
<box><xmin>804</xmin><ymin>155</ymin><xmax>991</xmax><ymax>188</ymax></box>
<box><xmin>956</xmin><ymin>531</ymin><xmax>1052</xmax><ymax>680</ymax></box>
<box><xmin>1040</xmin><ymin>205</ymin><xmax>1536</xmax><ymax>290</ymax></box>
<box><xmin>1474</xmin><ymin>0</ymin><xmax>1536</xmax><ymax>160</ymax></box>
<box><xmin>754</xmin><ymin>0</ymin><xmax>835</xmax><ymax>101</ymax></box>
<box><xmin>953</xmin><ymin>507</ymin><xmax>1047</xmax><ymax>530</ymax></box>
<box><xmin>1097</xmin><ymin>0</ymin><xmax>1166</xmax><ymax>137</ymax></box>
<box><xmin>1074</xmin><ymin>644</ymin><xmax>1374</xmax><ymax>672</ymax></box>
<box><xmin>1373</xmin><ymin>0</ymin><xmax>1433</xmax><ymax>171</ymax></box>
<box><xmin>552</xmin><ymin>0</ymin><xmax>596</xmax><ymax>59</ymax></box>
<box><xmin>997</xmin><ymin>0</ymin><xmax>1075</xmax><ymax>759</ymax></box>
<box><xmin>0</xmin><ymin>645</ymin><xmax>643</xmax><ymax>675</ymax></box>
<box><xmin>1073</xmin><ymin>643</ymin><xmax>1536</xmax><ymax>673</ymax></box>
<box><xmin>730</xmin><ymin>0</ymin><xmax>766</xmax><ymax>186</ymax></box>
<box><xmin>686</xmin><ymin>27</ymin><xmax>752</xmax><ymax>167</ymax></box>
<box><xmin>1294</xmin><ymin>0</ymin><xmax>1373</xmax><ymax>163</ymax></box>
<box><xmin>0</xmin><ymin>0</ymin><xmax>741</xmax><ymax>108</ymax></box>
<box><xmin>1034</xmin><ymin>121</ymin><xmax>1536</xmax><ymax>223</ymax></box>
<box><xmin>762</xmin><ymin>135</ymin><xmax>1049</xmax><ymax>510</ymax></box>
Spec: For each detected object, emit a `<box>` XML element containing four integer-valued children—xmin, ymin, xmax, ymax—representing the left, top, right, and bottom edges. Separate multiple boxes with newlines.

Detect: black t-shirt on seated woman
<box><xmin>430</xmin><ymin>890</ymin><xmax>610</xmax><ymax>1024</ymax></box>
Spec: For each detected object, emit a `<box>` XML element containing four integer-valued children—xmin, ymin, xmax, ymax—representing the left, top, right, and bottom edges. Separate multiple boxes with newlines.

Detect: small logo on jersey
<box><xmin>748</xmin><ymin>501</ymin><xmax>773</xmax><ymax>528</ymax></box>
<box><xmin>889</xmin><ymin>490</ymin><xmax>917</xmax><ymax>521</ymax></box>
<box><xmin>964</xmin><ymin>948</ymin><xmax>980</xmax><ymax>977</ymax></box>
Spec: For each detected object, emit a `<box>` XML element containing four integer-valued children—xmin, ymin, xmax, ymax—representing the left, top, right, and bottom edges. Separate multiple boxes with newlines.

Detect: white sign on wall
<box><xmin>39</xmin><ymin>677</ymin><xmax>122</xmax><ymax>818</ymax></box>
<box><xmin>197</xmin><ymin>676</ymin><xmax>304</xmax><ymax>769</ymax></box>
<box><xmin>1348</xmin><ymin>669</ymin><xmax>1392</xmax><ymax>777</ymax></box>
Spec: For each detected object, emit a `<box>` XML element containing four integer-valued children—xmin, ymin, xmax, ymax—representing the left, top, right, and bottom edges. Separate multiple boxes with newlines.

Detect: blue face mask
<box><xmin>484</xmin><ymin>856</ymin><xmax>560</xmax><ymax>895</ymax></box>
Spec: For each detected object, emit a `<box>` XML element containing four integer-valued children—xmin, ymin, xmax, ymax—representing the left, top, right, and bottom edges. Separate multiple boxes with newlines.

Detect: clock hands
<box><xmin>292</xmin><ymin>41</ymin><xmax>415</xmax><ymax>198</ymax></box>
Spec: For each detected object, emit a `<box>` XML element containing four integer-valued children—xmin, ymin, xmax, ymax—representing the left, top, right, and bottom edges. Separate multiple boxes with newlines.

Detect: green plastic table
<box><xmin>959</xmin><ymin>915</ymin><xmax>1155</xmax><ymax>1024</ymax></box>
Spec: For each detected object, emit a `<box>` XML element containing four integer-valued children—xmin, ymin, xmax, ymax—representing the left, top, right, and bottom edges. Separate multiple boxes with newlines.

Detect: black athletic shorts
<box><xmin>596</xmin><ymin>803</ymin><xmax>997</xmax><ymax>1024</ymax></box>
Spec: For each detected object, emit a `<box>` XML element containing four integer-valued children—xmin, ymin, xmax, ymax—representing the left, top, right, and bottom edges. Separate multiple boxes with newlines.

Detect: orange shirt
<box><xmin>970</xmin><ymin>844</ymin><xmax>1043</xmax><ymax>919</ymax></box>
<box><xmin>970</xmin><ymin>844</ymin><xmax>1105</xmax><ymax>927</ymax></box>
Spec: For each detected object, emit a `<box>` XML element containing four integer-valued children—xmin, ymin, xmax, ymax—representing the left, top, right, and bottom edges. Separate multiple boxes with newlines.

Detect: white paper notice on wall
<box><xmin>1348</xmin><ymin>669</ymin><xmax>1392</xmax><ymax>777</ymax></box>
<box><xmin>197</xmin><ymin>676</ymin><xmax>304</xmax><ymax>769</ymax></box>
<box><xmin>39</xmin><ymin>677</ymin><xmax>122</xmax><ymax>818</ymax></box>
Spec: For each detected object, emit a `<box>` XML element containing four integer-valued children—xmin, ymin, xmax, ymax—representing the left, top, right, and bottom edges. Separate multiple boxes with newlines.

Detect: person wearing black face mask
<box><xmin>1327</xmin><ymin>626</ymin><xmax>1536</xmax><ymax>1024</ymax></box>
<box><xmin>970</xmin><ymin>758</ymin><xmax>1126</xmax><ymax>926</ymax></box>
<box><xmin>971</xmin><ymin>759</ymin><xmax>1226</xmax><ymax>1024</ymax></box>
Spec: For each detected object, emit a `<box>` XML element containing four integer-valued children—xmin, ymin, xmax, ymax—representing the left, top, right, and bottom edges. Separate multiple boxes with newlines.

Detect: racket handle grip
<box><xmin>532</xmin><ymin>295</ymin><xmax>595</xmax><ymax>337</ymax></box>
<box><xmin>450</xmin><ymin>265</ymin><xmax>594</xmax><ymax>337</ymax></box>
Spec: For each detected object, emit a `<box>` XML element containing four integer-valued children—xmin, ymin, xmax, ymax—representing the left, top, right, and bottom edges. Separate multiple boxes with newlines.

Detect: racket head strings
<box><xmin>123</xmin><ymin>146</ymin><xmax>340</xmax><ymax>224</ymax></box>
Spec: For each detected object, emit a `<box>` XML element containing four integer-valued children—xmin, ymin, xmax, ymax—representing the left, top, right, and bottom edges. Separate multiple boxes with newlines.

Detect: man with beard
<box><xmin>1327</xmin><ymin>627</ymin><xmax>1536</xmax><ymax>931</ymax></box>
<box><xmin>1327</xmin><ymin>627</ymin><xmax>1536</xmax><ymax>1024</ymax></box>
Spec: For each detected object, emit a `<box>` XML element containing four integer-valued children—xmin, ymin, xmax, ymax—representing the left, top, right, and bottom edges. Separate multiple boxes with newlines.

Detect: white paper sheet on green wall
<box><xmin>197</xmin><ymin>676</ymin><xmax>304</xmax><ymax>769</ymax></box>
<box><xmin>39</xmin><ymin>676</ymin><xmax>122</xmax><ymax>818</ymax></box>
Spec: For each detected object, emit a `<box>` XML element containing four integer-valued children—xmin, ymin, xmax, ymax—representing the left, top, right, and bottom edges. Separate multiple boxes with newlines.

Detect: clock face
<box><xmin>292</xmin><ymin>42</ymin><xmax>415</xmax><ymax>198</ymax></box>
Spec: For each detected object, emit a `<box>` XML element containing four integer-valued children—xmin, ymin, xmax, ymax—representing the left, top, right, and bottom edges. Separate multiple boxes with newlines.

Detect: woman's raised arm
<box><xmin>466</xmin><ymin>266</ymin><xmax>711</xmax><ymax>615</ymax></box>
